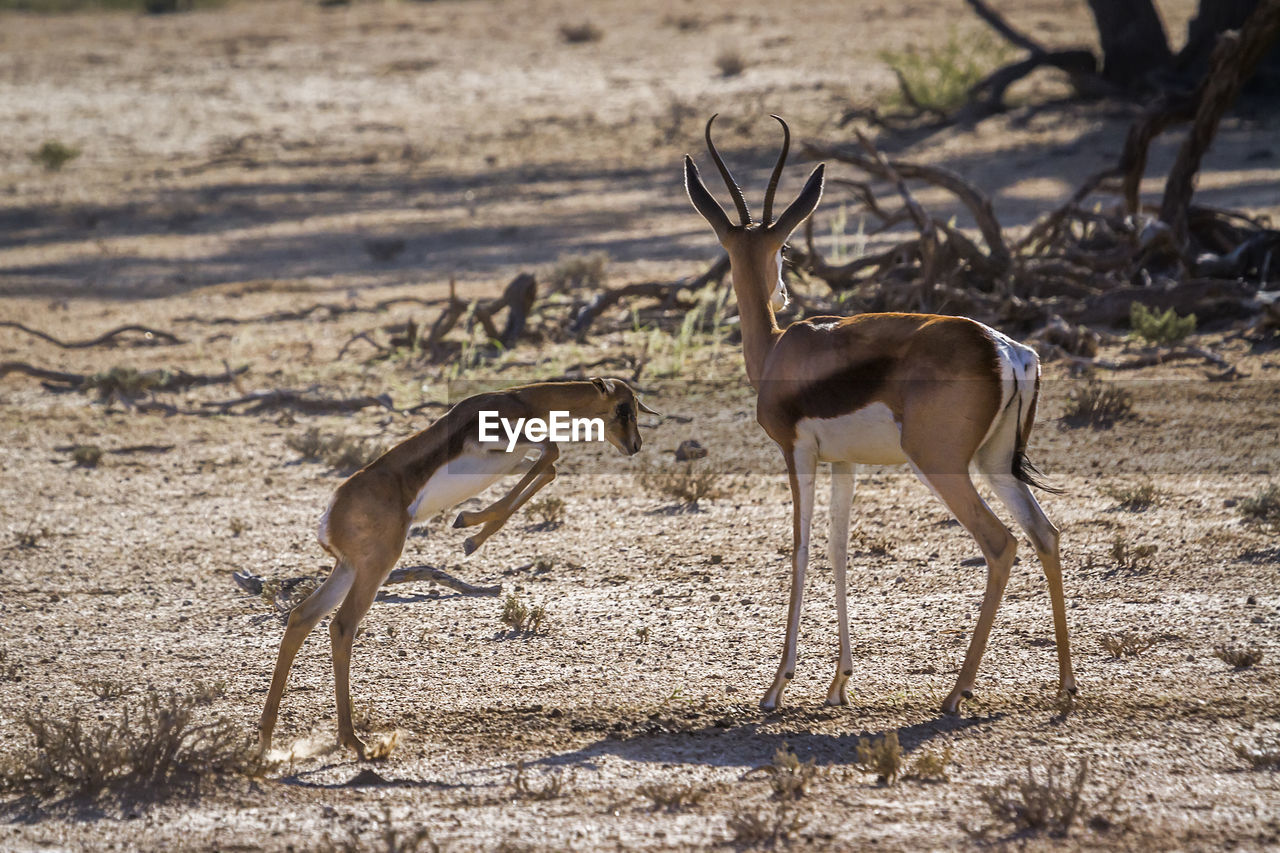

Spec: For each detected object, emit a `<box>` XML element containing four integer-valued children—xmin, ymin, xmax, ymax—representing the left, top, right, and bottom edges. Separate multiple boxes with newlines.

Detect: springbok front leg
<box><xmin>762</xmin><ymin>445</ymin><xmax>818</xmax><ymax>711</ymax></box>
<box><xmin>825</xmin><ymin>461</ymin><xmax>855</xmax><ymax>706</ymax></box>
<box><xmin>455</xmin><ymin>443</ymin><xmax>560</xmax><ymax>555</ymax></box>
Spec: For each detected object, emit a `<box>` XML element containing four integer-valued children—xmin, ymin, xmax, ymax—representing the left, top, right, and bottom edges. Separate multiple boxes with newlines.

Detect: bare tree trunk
<box><xmin>1085</xmin><ymin>0</ymin><xmax>1174</xmax><ymax>86</ymax></box>
<box><xmin>1179</xmin><ymin>0</ymin><xmax>1280</xmax><ymax>88</ymax></box>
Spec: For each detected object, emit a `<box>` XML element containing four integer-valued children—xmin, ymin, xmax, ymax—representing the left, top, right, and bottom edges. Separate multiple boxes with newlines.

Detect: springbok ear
<box><xmin>685</xmin><ymin>155</ymin><xmax>732</xmax><ymax>243</ymax></box>
<box><xmin>770</xmin><ymin>163</ymin><xmax>824</xmax><ymax>240</ymax></box>
<box><xmin>591</xmin><ymin>377</ymin><xmax>615</xmax><ymax>396</ymax></box>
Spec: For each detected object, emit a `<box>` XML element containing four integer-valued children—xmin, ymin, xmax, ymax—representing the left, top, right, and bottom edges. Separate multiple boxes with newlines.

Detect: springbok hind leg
<box><xmin>330</xmin><ymin>540</ymin><xmax>404</xmax><ymax>759</ymax></box>
<box><xmin>908</xmin><ymin>459</ymin><xmax>1017</xmax><ymax>715</ymax></box>
<box><xmin>258</xmin><ymin>558</ymin><xmax>356</xmax><ymax>754</ymax></box>
<box><xmin>984</xmin><ymin>472</ymin><xmax>1076</xmax><ymax>699</ymax></box>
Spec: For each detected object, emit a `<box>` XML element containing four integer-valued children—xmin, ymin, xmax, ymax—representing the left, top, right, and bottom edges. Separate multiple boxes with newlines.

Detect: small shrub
<box><xmin>1239</xmin><ymin>484</ymin><xmax>1280</xmax><ymax>526</ymax></box>
<box><xmin>332</xmin><ymin>805</ymin><xmax>441</xmax><ymax>853</ymax></box>
<box><xmin>3</xmin><ymin>688</ymin><xmax>264</xmax><ymax>797</ymax></box>
<box><xmin>1062</xmin><ymin>381</ymin><xmax>1133</xmax><ymax>429</ymax></box>
<box><xmin>637</xmin><ymin>781</ymin><xmax>709</xmax><ymax>811</ymax></box>
<box><xmin>880</xmin><ymin>31</ymin><xmax>1012</xmax><ymax>113</ymax></box>
<box><xmin>31</xmin><ymin>140</ymin><xmax>80</xmax><ymax>172</ymax></box>
<box><xmin>83</xmin><ymin>366</ymin><xmax>170</xmax><ymax>400</ymax></box>
<box><xmin>1099</xmin><ymin>632</ymin><xmax>1158</xmax><ymax>658</ymax></box>
<box><xmin>89</xmin><ymin>679</ymin><xmax>127</xmax><ymax>701</ymax></box>
<box><xmin>663</xmin><ymin>13</ymin><xmax>704</xmax><ymax>31</ymax></box>
<box><xmin>509</xmin><ymin>759</ymin><xmax>573</xmax><ymax>800</ymax></box>
<box><xmin>286</xmin><ymin>427</ymin><xmax>381</xmax><ymax>474</ymax></box>
<box><xmin>1108</xmin><ymin>537</ymin><xmax>1157</xmax><ymax>572</ymax></box>
<box><xmin>714</xmin><ymin>48</ymin><xmax>745</xmax><ymax>77</ymax></box>
<box><xmin>905</xmin><ymin>746</ymin><xmax>953</xmax><ymax>782</ymax></box>
<box><xmin>967</xmin><ymin>759</ymin><xmax>1104</xmax><ymax>839</ymax></box>
<box><xmin>558</xmin><ymin>21</ymin><xmax>602</xmax><ymax>44</ymax></box>
<box><xmin>500</xmin><ymin>596</ymin><xmax>547</xmax><ymax>635</ymax></box>
<box><xmin>1232</xmin><ymin>737</ymin><xmax>1280</xmax><ymax>770</ymax></box>
<box><xmin>546</xmin><ymin>252</ymin><xmax>608</xmax><ymax>292</ymax></box>
<box><xmin>727</xmin><ymin>799</ymin><xmax>806</xmax><ymax>847</ymax></box>
<box><xmin>71</xmin><ymin>445</ymin><xmax>103</xmax><ymax>468</ymax></box>
<box><xmin>1129</xmin><ymin>303</ymin><xmax>1195</xmax><ymax>346</ymax></box>
<box><xmin>855</xmin><ymin>731</ymin><xmax>902</xmax><ymax>786</ymax></box>
<box><xmin>635</xmin><ymin>625</ymin><xmax>650</xmax><ymax>643</ymax></box>
<box><xmin>852</xmin><ymin>526</ymin><xmax>893</xmax><ymax>556</ymax></box>
<box><xmin>1101</xmin><ymin>482</ymin><xmax>1163</xmax><ymax>511</ymax></box>
<box><xmin>765</xmin><ymin>744</ymin><xmax>819</xmax><ymax>800</ymax></box>
<box><xmin>525</xmin><ymin>495</ymin><xmax>565</xmax><ymax>530</ymax></box>
<box><xmin>14</xmin><ymin>523</ymin><xmax>51</xmax><ymax>549</ymax></box>
<box><xmin>1214</xmin><ymin>646</ymin><xmax>1264</xmax><ymax>669</ymax></box>
<box><xmin>638</xmin><ymin>460</ymin><xmax>722</xmax><ymax>508</ymax></box>
<box><xmin>500</xmin><ymin>595</ymin><xmax>528</xmax><ymax>631</ymax></box>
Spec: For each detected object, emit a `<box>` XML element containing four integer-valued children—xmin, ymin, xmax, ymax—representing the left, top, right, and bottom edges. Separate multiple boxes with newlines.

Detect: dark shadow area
<box><xmin>527</xmin><ymin>708</ymin><xmax>1002</xmax><ymax>772</ymax></box>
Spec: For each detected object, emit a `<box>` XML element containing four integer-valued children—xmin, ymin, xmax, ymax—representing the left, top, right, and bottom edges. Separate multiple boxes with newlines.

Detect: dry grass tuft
<box><xmin>1108</xmin><ymin>537</ymin><xmax>1157</xmax><ymax>572</ymax></box>
<box><xmin>966</xmin><ymin>758</ymin><xmax>1115</xmax><ymax>839</ymax></box>
<box><xmin>500</xmin><ymin>595</ymin><xmax>548</xmax><ymax>635</ymax></box>
<box><xmin>1232</xmin><ymin>737</ymin><xmax>1280</xmax><ymax>770</ymax></box>
<box><xmin>558</xmin><ymin>21</ymin><xmax>602</xmax><ymax>44</ymax></box>
<box><xmin>714</xmin><ymin>49</ymin><xmax>746</xmax><ymax>77</ymax></box>
<box><xmin>904</xmin><ymin>746</ymin><xmax>953</xmax><ymax>782</ymax></box>
<box><xmin>637</xmin><ymin>781</ymin><xmax>709</xmax><ymax>812</ymax></box>
<box><xmin>765</xmin><ymin>744</ymin><xmax>820</xmax><ymax>800</ymax></box>
<box><xmin>1</xmin><ymin>688</ymin><xmax>265</xmax><ymax>797</ymax></box>
<box><xmin>1062</xmin><ymin>381</ymin><xmax>1133</xmax><ymax>429</ymax></box>
<box><xmin>31</xmin><ymin>139</ymin><xmax>80</xmax><ymax>171</ymax></box>
<box><xmin>509</xmin><ymin>759</ymin><xmax>573</xmax><ymax>800</ymax></box>
<box><xmin>638</xmin><ymin>460</ymin><xmax>722</xmax><ymax>508</ymax></box>
<box><xmin>1099</xmin><ymin>632</ymin><xmax>1159</xmax><ymax>658</ymax></box>
<box><xmin>855</xmin><ymin>731</ymin><xmax>903</xmax><ymax>786</ymax></box>
<box><xmin>726</xmin><ymin>799</ymin><xmax>806</xmax><ymax>848</ymax></box>
<box><xmin>546</xmin><ymin>252</ymin><xmax>608</xmax><ymax>292</ymax></box>
<box><xmin>1101</xmin><ymin>482</ymin><xmax>1164</xmax><ymax>511</ymax></box>
<box><xmin>286</xmin><ymin>427</ymin><xmax>381</xmax><ymax>473</ymax></box>
<box><xmin>1214</xmin><ymin>645</ymin><xmax>1264</xmax><ymax>669</ymax></box>
<box><xmin>332</xmin><ymin>805</ymin><xmax>442</xmax><ymax>853</ymax></box>
<box><xmin>1239</xmin><ymin>484</ymin><xmax>1280</xmax><ymax>527</ymax></box>
<box><xmin>524</xmin><ymin>495</ymin><xmax>565</xmax><ymax>530</ymax></box>
<box><xmin>71</xmin><ymin>445</ymin><xmax>103</xmax><ymax>468</ymax></box>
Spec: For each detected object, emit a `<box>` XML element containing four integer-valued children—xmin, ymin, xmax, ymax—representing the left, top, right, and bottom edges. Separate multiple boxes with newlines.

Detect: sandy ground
<box><xmin>2</xmin><ymin>1</ymin><xmax>1280</xmax><ymax>850</ymax></box>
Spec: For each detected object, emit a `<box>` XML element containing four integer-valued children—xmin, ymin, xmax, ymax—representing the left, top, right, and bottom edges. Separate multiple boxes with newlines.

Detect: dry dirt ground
<box><xmin>2</xmin><ymin>1</ymin><xmax>1280</xmax><ymax>850</ymax></box>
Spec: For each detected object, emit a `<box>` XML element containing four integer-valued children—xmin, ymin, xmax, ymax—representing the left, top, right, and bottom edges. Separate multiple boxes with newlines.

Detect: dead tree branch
<box><xmin>569</xmin><ymin>254</ymin><xmax>730</xmax><ymax>339</ymax></box>
<box><xmin>0</xmin><ymin>322</ymin><xmax>182</xmax><ymax>348</ymax></box>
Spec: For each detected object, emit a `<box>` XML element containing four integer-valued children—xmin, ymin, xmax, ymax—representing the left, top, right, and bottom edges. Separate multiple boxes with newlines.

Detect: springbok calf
<box><xmin>258</xmin><ymin>378</ymin><xmax>658</xmax><ymax>758</ymax></box>
<box><xmin>685</xmin><ymin>115</ymin><xmax>1075</xmax><ymax>712</ymax></box>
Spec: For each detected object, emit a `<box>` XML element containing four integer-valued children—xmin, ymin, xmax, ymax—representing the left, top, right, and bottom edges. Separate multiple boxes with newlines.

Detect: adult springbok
<box><xmin>685</xmin><ymin>115</ymin><xmax>1075</xmax><ymax>712</ymax></box>
<box><xmin>259</xmin><ymin>378</ymin><xmax>657</xmax><ymax>758</ymax></box>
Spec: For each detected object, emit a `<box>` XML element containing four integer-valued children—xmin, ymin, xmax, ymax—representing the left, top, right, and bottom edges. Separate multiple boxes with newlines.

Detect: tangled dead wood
<box><xmin>799</xmin><ymin>9</ymin><xmax>1280</xmax><ymax>346</ymax></box>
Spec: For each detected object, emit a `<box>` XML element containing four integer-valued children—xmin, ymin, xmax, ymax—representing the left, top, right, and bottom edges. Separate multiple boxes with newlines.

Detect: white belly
<box><xmin>796</xmin><ymin>402</ymin><xmax>907</xmax><ymax>465</ymax></box>
<box><xmin>407</xmin><ymin>450</ymin><xmax>526</xmax><ymax>522</ymax></box>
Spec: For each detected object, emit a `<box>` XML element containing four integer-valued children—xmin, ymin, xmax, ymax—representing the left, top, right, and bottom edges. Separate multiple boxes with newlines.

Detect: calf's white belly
<box><xmin>796</xmin><ymin>402</ymin><xmax>907</xmax><ymax>465</ymax></box>
<box><xmin>408</xmin><ymin>451</ymin><xmax>524</xmax><ymax>522</ymax></box>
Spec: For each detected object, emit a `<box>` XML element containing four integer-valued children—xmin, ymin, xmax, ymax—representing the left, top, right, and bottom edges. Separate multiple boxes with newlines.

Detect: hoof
<box><xmin>463</xmin><ymin>538</ymin><xmax>477</xmax><ymax>556</ymax></box>
<box><xmin>340</xmin><ymin>735</ymin><xmax>369</xmax><ymax>761</ymax></box>
<box><xmin>453</xmin><ymin>513</ymin><xmax>467</xmax><ymax>529</ymax></box>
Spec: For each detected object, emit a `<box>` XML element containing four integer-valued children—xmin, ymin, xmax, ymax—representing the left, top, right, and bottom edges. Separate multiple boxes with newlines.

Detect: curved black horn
<box><xmin>705</xmin><ymin>114</ymin><xmax>752</xmax><ymax>226</ymax></box>
<box><xmin>762</xmin><ymin>115</ymin><xmax>791</xmax><ymax>226</ymax></box>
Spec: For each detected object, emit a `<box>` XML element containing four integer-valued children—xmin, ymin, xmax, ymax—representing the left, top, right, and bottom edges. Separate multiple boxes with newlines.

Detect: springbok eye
<box><xmin>616</xmin><ymin>404</ymin><xmax>630</xmax><ymax>420</ymax></box>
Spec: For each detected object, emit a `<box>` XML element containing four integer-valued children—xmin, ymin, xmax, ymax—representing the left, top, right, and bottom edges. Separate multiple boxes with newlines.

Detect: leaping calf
<box><xmin>258</xmin><ymin>378</ymin><xmax>657</xmax><ymax>759</ymax></box>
